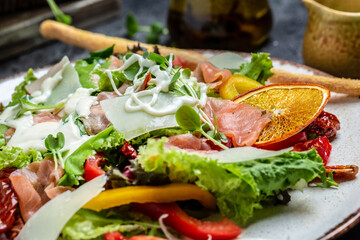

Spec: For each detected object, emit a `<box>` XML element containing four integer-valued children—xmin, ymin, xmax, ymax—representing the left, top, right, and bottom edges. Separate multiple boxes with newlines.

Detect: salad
<box><xmin>0</xmin><ymin>45</ymin><xmax>356</xmax><ymax>240</ymax></box>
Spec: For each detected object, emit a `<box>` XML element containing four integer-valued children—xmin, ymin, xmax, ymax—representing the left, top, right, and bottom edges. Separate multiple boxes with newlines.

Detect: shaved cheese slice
<box><xmin>16</xmin><ymin>175</ymin><xmax>106</xmax><ymax>240</ymax></box>
<box><xmin>204</xmin><ymin>146</ymin><xmax>292</xmax><ymax>163</ymax></box>
<box><xmin>101</xmin><ymin>93</ymin><xmax>180</xmax><ymax>140</ymax></box>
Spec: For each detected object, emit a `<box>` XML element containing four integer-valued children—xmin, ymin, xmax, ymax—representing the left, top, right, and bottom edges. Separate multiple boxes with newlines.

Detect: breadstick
<box><xmin>40</xmin><ymin>20</ymin><xmax>208</xmax><ymax>69</ymax></box>
<box><xmin>270</xmin><ymin>69</ymin><xmax>360</xmax><ymax>96</ymax></box>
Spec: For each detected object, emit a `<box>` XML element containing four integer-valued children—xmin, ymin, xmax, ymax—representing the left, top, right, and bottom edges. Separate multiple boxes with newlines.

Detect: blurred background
<box><xmin>0</xmin><ymin>0</ymin><xmax>359</xmax><ymax>238</ymax></box>
<box><xmin>0</xmin><ymin>0</ymin><xmax>309</xmax><ymax>79</ymax></box>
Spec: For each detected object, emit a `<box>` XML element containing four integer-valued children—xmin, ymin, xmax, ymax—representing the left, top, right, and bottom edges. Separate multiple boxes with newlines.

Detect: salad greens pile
<box><xmin>0</xmin><ymin>45</ymin><xmax>338</xmax><ymax>240</ymax></box>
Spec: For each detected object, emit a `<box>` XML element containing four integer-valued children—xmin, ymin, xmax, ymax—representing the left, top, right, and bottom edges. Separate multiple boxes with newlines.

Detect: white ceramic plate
<box><xmin>0</xmin><ymin>58</ymin><xmax>359</xmax><ymax>240</ymax></box>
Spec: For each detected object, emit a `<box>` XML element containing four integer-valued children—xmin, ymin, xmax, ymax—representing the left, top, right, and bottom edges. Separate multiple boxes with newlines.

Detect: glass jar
<box><xmin>167</xmin><ymin>0</ymin><xmax>272</xmax><ymax>51</ymax></box>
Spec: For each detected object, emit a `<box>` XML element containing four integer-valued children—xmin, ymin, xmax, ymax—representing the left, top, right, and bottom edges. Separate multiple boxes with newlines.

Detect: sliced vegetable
<box><xmin>83</xmin><ymin>184</ymin><xmax>216</xmax><ymax>211</ymax></box>
<box><xmin>219</xmin><ymin>74</ymin><xmax>263</xmax><ymax>100</ymax></box>
<box><xmin>293</xmin><ymin>137</ymin><xmax>332</xmax><ymax>165</ymax></box>
<box><xmin>0</xmin><ymin>169</ymin><xmax>18</xmax><ymax>234</ymax></box>
<box><xmin>133</xmin><ymin>202</ymin><xmax>242</xmax><ymax>240</ymax></box>
<box><xmin>137</xmin><ymin>138</ymin><xmax>336</xmax><ymax>224</ymax></box>
<box><xmin>17</xmin><ymin>175</ymin><xmax>106</xmax><ymax>240</ymax></box>
<box><xmin>103</xmin><ymin>232</ymin><xmax>128</xmax><ymax>240</ymax></box>
<box><xmin>83</xmin><ymin>153</ymin><xmax>106</xmax><ymax>182</ymax></box>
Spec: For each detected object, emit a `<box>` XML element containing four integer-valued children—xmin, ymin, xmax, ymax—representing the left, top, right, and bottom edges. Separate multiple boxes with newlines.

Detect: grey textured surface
<box><xmin>0</xmin><ymin>1</ymin><xmax>359</xmax><ymax>238</ymax></box>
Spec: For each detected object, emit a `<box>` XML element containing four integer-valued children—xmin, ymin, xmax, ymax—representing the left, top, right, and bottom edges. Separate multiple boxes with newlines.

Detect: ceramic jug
<box><xmin>302</xmin><ymin>0</ymin><xmax>360</xmax><ymax>78</ymax></box>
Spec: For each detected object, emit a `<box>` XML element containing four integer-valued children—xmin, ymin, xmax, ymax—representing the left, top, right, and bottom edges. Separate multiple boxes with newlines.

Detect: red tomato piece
<box><xmin>103</xmin><ymin>231</ymin><xmax>128</xmax><ymax>240</ymax></box>
<box><xmin>259</xmin><ymin>132</ymin><xmax>308</xmax><ymax>150</ymax></box>
<box><xmin>83</xmin><ymin>153</ymin><xmax>105</xmax><ymax>182</ymax></box>
<box><xmin>121</xmin><ymin>142</ymin><xmax>138</xmax><ymax>159</ymax></box>
<box><xmin>129</xmin><ymin>236</ymin><xmax>165</xmax><ymax>240</ymax></box>
<box><xmin>293</xmin><ymin>137</ymin><xmax>332</xmax><ymax>165</ymax></box>
<box><xmin>133</xmin><ymin>202</ymin><xmax>242</xmax><ymax>240</ymax></box>
<box><xmin>206</xmin><ymin>136</ymin><xmax>233</xmax><ymax>151</ymax></box>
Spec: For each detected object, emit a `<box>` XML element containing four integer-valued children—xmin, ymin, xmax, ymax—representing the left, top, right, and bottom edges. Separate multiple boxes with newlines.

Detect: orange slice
<box><xmin>233</xmin><ymin>83</ymin><xmax>330</xmax><ymax>147</ymax></box>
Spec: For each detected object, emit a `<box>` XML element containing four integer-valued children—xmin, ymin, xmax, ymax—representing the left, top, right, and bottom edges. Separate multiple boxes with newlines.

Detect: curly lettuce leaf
<box><xmin>93</xmin><ymin>68</ymin><xmax>127</xmax><ymax>92</ymax></box>
<box><xmin>0</xmin><ymin>146</ymin><xmax>43</xmax><ymax>170</ymax></box>
<box><xmin>9</xmin><ymin>69</ymin><xmax>37</xmax><ymax>106</ymax></box>
<box><xmin>137</xmin><ymin>138</ymin><xmax>334</xmax><ymax>224</ymax></box>
<box><xmin>75</xmin><ymin>59</ymin><xmax>111</xmax><ymax>89</ymax></box>
<box><xmin>234</xmin><ymin>53</ymin><xmax>274</xmax><ymax>85</ymax></box>
<box><xmin>59</xmin><ymin>126</ymin><xmax>122</xmax><ymax>186</ymax></box>
<box><xmin>62</xmin><ymin>209</ymin><xmax>145</xmax><ymax>240</ymax></box>
<box><xmin>137</xmin><ymin>138</ymin><xmax>259</xmax><ymax>224</ymax></box>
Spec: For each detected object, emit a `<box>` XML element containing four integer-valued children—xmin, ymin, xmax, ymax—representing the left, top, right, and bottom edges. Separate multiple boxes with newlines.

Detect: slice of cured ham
<box><xmin>203</xmin><ymin>98</ymin><xmax>271</xmax><ymax>147</ymax></box>
<box><xmin>164</xmin><ymin>134</ymin><xmax>218</xmax><ymax>154</ymax></box>
<box><xmin>194</xmin><ymin>62</ymin><xmax>232</xmax><ymax>89</ymax></box>
<box><xmin>9</xmin><ymin>160</ymin><xmax>73</xmax><ymax>222</ymax></box>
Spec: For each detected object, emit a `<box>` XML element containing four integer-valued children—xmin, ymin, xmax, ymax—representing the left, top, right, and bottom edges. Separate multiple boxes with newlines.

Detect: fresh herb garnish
<box><xmin>44</xmin><ymin>132</ymin><xmax>68</xmax><ymax>169</ymax></box>
<box><xmin>46</xmin><ymin>0</ymin><xmax>72</xmax><ymax>25</ymax></box>
<box><xmin>90</xmin><ymin>45</ymin><xmax>115</xmax><ymax>59</ymax></box>
<box><xmin>125</xmin><ymin>13</ymin><xmax>168</xmax><ymax>44</ymax></box>
<box><xmin>233</xmin><ymin>53</ymin><xmax>274</xmax><ymax>85</ymax></box>
<box><xmin>175</xmin><ymin>105</ymin><xmax>228</xmax><ymax>150</ymax></box>
<box><xmin>16</xmin><ymin>96</ymin><xmax>64</xmax><ymax>118</ymax></box>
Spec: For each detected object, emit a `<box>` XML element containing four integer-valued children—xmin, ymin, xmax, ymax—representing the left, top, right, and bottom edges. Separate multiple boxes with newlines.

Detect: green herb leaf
<box><xmin>175</xmin><ymin>105</ymin><xmax>201</xmax><ymax>132</ymax></box>
<box><xmin>123</xmin><ymin>61</ymin><xmax>141</xmax><ymax>81</ymax></box>
<box><xmin>9</xmin><ymin>69</ymin><xmax>37</xmax><ymax>106</ymax></box>
<box><xmin>147</xmin><ymin>52</ymin><xmax>166</xmax><ymax>65</ymax></box>
<box><xmin>16</xmin><ymin>97</ymin><xmax>64</xmax><ymax>118</ymax></box>
<box><xmin>169</xmin><ymin>70</ymin><xmax>181</xmax><ymax>90</ymax></box>
<box><xmin>234</xmin><ymin>53</ymin><xmax>274</xmax><ymax>85</ymax></box>
<box><xmin>182</xmin><ymin>68</ymin><xmax>191</xmax><ymax>79</ymax></box>
<box><xmin>126</xmin><ymin>13</ymin><xmax>139</xmax><ymax>37</ymax></box>
<box><xmin>93</xmin><ymin>69</ymin><xmax>127</xmax><ymax>91</ymax></box>
<box><xmin>46</xmin><ymin>0</ymin><xmax>72</xmax><ymax>25</ymax></box>
<box><xmin>62</xmin><ymin>114</ymin><xmax>88</xmax><ymax>136</ymax></box>
<box><xmin>90</xmin><ymin>45</ymin><xmax>115</xmax><ymax>59</ymax></box>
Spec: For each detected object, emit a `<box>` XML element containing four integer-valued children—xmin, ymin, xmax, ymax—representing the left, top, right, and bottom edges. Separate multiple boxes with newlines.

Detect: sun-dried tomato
<box><xmin>0</xmin><ymin>169</ymin><xmax>18</xmax><ymax>234</ymax></box>
<box><xmin>121</xmin><ymin>142</ymin><xmax>138</xmax><ymax>159</ymax></box>
<box><xmin>304</xmin><ymin>111</ymin><xmax>340</xmax><ymax>141</ymax></box>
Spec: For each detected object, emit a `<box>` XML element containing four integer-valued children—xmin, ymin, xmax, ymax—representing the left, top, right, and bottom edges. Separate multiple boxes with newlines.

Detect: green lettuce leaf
<box><xmin>93</xmin><ymin>69</ymin><xmax>127</xmax><ymax>91</ymax></box>
<box><xmin>62</xmin><ymin>209</ymin><xmax>146</xmax><ymax>240</ymax></box>
<box><xmin>0</xmin><ymin>146</ymin><xmax>43</xmax><ymax>170</ymax></box>
<box><xmin>75</xmin><ymin>59</ymin><xmax>111</xmax><ymax>89</ymax></box>
<box><xmin>137</xmin><ymin>138</ymin><xmax>334</xmax><ymax>224</ymax></box>
<box><xmin>9</xmin><ymin>69</ymin><xmax>37</xmax><ymax>106</ymax></box>
<box><xmin>234</xmin><ymin>53</ymin><xmax>274</xmax><ymax>85</ymax></box>
<box><xmin>90</xmin><ymin>45</ymin><xmax>114</xmax><ymax>59</ymax></box>
<box><xmin>59</xmin><ymin>126</ymin><xmax>122</xmax><ymax>186</ymax></box>
<box><xmin>137</xmin><ymin>138</ymin><xmax>259</xmax><ymax>224</ymax></box>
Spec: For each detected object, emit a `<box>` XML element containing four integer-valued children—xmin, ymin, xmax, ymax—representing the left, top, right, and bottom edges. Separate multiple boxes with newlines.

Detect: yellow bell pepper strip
<box><xmin>83</xmin><ymin>183</ymin><xmax>216</xmax><ymax>211</ymax></box>
<box><xmin>219</xmin><ymin>74</ymin><xmax>263</xmax><ymax>100</ymax></box>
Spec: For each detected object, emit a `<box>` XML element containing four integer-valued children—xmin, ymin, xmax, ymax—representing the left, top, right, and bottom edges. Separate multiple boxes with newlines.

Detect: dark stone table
<box><xmin>0</xmin><ymin>0</ymin><xmax>358</xmax><ymax>239</ymax></box>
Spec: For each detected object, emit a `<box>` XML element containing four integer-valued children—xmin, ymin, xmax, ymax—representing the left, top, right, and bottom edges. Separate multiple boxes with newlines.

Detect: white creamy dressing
<box><xmin>61</xmin><ymin>88</ymin><xmax>97</xmax><ymax>118</ymax></box>
<box><xmin>104</xmin><ymin>53</ymin><xmax>208</xmax><ymax>117</ymax></box>
<box><xmin>30</xmin><ymin>63</ymin><xmax>68</xmax><ymax>104</ymax></box>
<box><xmin>7</xmin><ymin>115</ymin><xmax>89</xmax><ymax>155</ymax></box>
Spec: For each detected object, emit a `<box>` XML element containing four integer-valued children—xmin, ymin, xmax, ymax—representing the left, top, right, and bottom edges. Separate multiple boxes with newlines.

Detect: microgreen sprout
<box><xmin>16</xmin><ymin>96</ymin><xmax>65</xmax><ymax>118</ymax></box>
<box><xmin>44</xmin><ymin>132</ymin><xmax>68</xmax><ymax>169</ymax></box>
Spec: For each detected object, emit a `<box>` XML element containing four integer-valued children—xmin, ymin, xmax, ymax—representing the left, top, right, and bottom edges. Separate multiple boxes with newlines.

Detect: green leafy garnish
<box><xmin>90</xmin><ymin>45</ymin><xmax>115</xmax><ymax>59</ymax></box>
<box><xmin>92</xmin><ymin>69</ymin><xmax>127</xmax><ymax>91</ymax></box>
<box><xmin>9</xmin><ymin>69</ymin><xmax>37</xmax><ymax>106</ymax></box>
<box><xmin>125</xmin><ymin>13</ymin><xmax>168</xmax><ymax>44</ymax></box>
<box><xmin>44</xmin><ymin>132</ymin><xmax>67</xmax><ymax>170</ymax></box>
<box><xmin>0</xmin><ymin>146</ymin><xmax>43</xmax><ymax>170</ymax></box>
<box><xmin>16</xmin><ymin>97</ymin><xmax>64</xmax><ymax>118</ymax></box>
<box><xmin>46</xmin><ymin>0</ymin><xmax>72</xmax><ymax>25</ymax></box>
<box><xmin>175</xmin><ymin>105</ymin><xmax>228</xmax><ymax>150</ymax></box>
<box><xmin>137</xmin><ymin>138</ymin><xmax>336</xmax><ymax>224</ymax></box>
<box><xmin>234</xmin><ymin>53</ymin><xmax>274</xmax><ymax>85</ymax></box>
